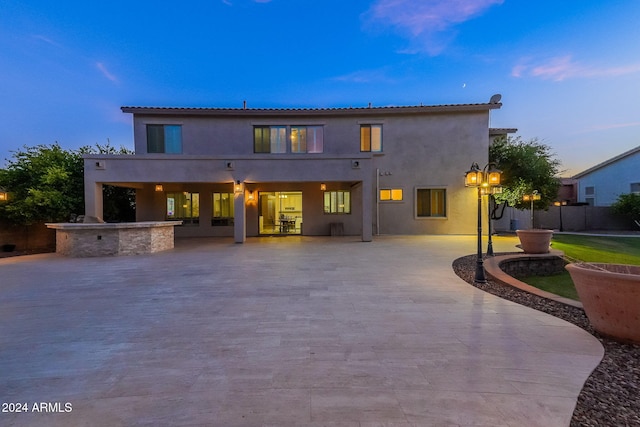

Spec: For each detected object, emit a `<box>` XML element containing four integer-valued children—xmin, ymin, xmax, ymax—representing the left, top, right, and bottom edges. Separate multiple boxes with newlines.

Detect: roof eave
<box><xmin>120</xmin><ymin>103</ymin><xmax>502</xmax><ymax>117</ymax></box>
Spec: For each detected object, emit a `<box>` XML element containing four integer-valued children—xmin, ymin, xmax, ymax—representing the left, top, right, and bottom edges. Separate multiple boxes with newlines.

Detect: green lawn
<box><xmin>550</xmin><ymin>234</ymin><xmax>640</xmax><ymax>265</ymax></box>
<box><xmin>519</xmin><ymin>272</ymin><xmax>579</xmax><ymax>300</ymax></box>
<box><xmin>518</xmin><ymin>234</ymin><xmax>640</xmax><ymax>301</ymax></box>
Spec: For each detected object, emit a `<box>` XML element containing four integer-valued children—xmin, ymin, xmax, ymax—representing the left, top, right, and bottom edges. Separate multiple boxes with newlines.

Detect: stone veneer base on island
<box><xmin>46</xmin><ymin>221</ymin><xmax>182</xmax><ymax>257</ymax></box>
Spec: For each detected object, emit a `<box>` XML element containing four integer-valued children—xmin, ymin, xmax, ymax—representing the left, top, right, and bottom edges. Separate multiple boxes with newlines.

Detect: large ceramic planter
<box><xmin>566</xmin><ymin>263</ymin><xmax>640</xmax><ymax>344</ymax></box>
<box><xmin>516</xmin><ymin>229</ymin><xmax>553</xmax><ymax>254</ymax></box>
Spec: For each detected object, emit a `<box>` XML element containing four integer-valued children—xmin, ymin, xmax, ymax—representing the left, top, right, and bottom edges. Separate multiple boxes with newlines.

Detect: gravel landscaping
<box><xmin>453</xmin><ymin>254</ymin><xmax>640</xmax><ymax>427</ymax></box>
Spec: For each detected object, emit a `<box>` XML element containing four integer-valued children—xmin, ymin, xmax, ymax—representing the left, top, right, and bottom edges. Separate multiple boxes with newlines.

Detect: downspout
<box><xmin>376</xmin><ymin>168</ymin><xmax>380</xmax><ymax>235</ymax></box>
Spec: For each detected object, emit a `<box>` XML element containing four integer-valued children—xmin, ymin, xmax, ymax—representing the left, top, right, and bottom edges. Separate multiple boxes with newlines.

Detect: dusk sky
<box><xmin>1</xmin><ymin>0</ymin><xmax>639</xmax><ymax>176</ymax></box>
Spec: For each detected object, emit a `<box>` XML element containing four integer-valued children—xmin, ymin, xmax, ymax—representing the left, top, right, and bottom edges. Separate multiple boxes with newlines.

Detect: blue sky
<box><xmin>1</xmin><ymin>0</ymin><xmax>639</xmax><ymax>176</ymax></box>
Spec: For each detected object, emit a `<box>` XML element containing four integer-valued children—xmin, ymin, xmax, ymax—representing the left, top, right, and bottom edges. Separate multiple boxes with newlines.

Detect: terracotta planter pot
<box><xmin>516</xmin><ymin>229</ymin><xmax>553</xmax><ymax>254</ymax></box>
<box><xmin>566</xmin><ymin>263</ymin><xmax>640</xmax><ymax>344</ymax></box>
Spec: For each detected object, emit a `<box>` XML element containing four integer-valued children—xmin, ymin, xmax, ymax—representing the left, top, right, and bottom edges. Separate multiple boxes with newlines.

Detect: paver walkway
<box><xmin>0</xmin><ymin>235</ymin><xmax>603</xmax><ymax>426</ymax></box>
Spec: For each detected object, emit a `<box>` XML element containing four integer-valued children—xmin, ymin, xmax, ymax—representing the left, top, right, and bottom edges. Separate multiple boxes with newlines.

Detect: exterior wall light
<box><xmin>0</xmin><ymin>189</ymin><xmax>7</xmax><ymax>201</ymax></box>
<box><xmin>320</xmin><ymin>183</ymin><xmax>327</xmax><ymax>191</ymax></box>
<box><xmin>155</xmin><ymin>184</ymin><xmax>164</xmax><ymax>192</ymax></box>
<box><xmin>234</xmin><ymin>180</ymin><xmax>243</xmax><ymax>193</ymax></box>
<box><xmin>248</xmin><ymin>190</ymin><xmax>255</xmax><ymax>201</ymax></box>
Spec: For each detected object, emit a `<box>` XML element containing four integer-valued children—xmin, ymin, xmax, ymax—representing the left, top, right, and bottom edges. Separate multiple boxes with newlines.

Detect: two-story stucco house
<box><xmin>83</xmin><ymin>96</ymin><xmax>506</xmax><ymax>243</ymax></box>
<box><xmin>573</xmin><ymin>145</ymin><xmax>640</xmax><ymax>206</ymax></box>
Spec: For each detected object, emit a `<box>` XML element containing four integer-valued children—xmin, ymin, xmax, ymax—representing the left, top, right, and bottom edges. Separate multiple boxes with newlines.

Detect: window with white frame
<box><xmin>584</xmin><ymin>186</ymin><xmax>595</xmax><ymax>205</ymax></box>
<box><xmin>416</xmin><ymin>188</ymin><xmax>446</xmax><ymax>217</ymax></box>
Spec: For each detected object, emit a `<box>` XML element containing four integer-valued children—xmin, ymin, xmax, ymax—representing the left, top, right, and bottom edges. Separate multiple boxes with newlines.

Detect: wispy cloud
<box><xmin>363</xmin><ymin>0</ymin><xmax>504</xmax><ymax>55</ymax></box>
<box><xmin>32</xmin><ymin>34</ymin><xmax>63</xmax><ymax>48</ymax></box>
<box><xmin>332</xmin><ymin>68</ymin><xmax>395</xmax><ymax>84</ymax></box>
<box><xmin>512</xmin><ymin>55</ymin><xmax>640</xmax><ymax>81</ymax></box>
<box><xmin>96</xmin><ymin>62</ymin><xmax>118</xmax><ymax>83</ymax></box>
<box><xmin>573</xmin><ymin>121</ymin><xmax>640</xmax><ymax>134</ymax></box>
<box><xmin>222</xmin><ymin>0</ymin><xmax>271</xmax><ymax>5</ymax></box>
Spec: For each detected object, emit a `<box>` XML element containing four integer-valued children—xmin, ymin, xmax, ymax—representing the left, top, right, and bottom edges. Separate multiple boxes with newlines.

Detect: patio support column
<box><xmin>361</xmin><ymin>178</ymin><xmax>373</xmax><ymax>242</ymax></box>
<box><xmin>234</xmin><ymin>188</ymin><xmax>246</xmax><ymax>243</ymax></box>
<box><xmin>84</xmin><ymin>181</ymin><xmax>104</xmax><ymax>221</ymax></box>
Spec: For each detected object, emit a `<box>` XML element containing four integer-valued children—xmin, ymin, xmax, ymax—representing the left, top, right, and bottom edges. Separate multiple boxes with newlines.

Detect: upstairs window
<box><xmin>630</xmin><ymin>183</ymin><xmax>640</xmax><ymax>194</ymax></box>
<box><xmin>416</xmin><ymin>188</ymin><xmax>446</xmax><ymax>217</ymax></box>
<box><xmin>147</xmin><ymin>124</ymin><xmax>182</xmax><ymax>154</ymax></box>
<box><xmin>291</xmin><ymin>126</ymin><xmax>324</xmax><ymax>153</ymax></box>
<box><xmin>360</xmin><ymin>124</ymin><xmax>382</xmax><ymax>152</ymax></box>
<box><xmin>254</xmin><ymin>126</ymin><xmax>286</xmax><ymax>153</ymax></box>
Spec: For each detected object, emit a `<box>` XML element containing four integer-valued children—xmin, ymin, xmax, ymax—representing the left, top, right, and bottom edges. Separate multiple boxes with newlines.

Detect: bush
<box><xmin>611</xmin><ymin>193</ymin><xmax>640</xmax><ymax>226</ymax></box>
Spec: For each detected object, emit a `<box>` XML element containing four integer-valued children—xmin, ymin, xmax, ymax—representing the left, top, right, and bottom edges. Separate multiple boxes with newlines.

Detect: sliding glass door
<box><xmin>258</xmin><ymin>191</ymin><xmax>302</xmax><ymax>234</ymax></box>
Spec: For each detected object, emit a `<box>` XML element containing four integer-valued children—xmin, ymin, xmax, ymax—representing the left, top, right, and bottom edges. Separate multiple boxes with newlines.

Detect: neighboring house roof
<box><xmin>559</xmin><ymin>177</ymin><xmax>577</xmax><ymax>185</ymax></box>
<box><xmin>489</xmin><ymin>128</ymin><xmax>518</xmax><ymax>136</ymax></box>
<box><xmin>121</xmin><ymin>99</ymin><xmax>502</xmax><ymax>117</ymax></box>
<box><xmin>573</xmin><ymin>145</ymin><xmax>640</xmax><ymax>179</ymax></box>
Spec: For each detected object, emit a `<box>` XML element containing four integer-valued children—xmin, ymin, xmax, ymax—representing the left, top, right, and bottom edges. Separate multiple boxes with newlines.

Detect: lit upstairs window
<box><xmin>291</xmin><ymin>126</ymin><xmax>324</xmax><ymax>153</ymax></box>
<box><xmin>360</xmin><ymin>124</ymin><xmax>382</xmax><ymax>152</ymax></box>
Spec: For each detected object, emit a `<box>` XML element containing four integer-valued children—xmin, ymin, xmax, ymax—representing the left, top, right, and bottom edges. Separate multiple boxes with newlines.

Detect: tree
<box><xmin>0</xmin><ymin>142</ymin><xmax>135</xmax><ymax>225</ymax></box>
<box><xmin>489</xmin><ymin>136</ymin><xmax>561</xmax><ymax>210</ymax></box>
<box><xmin>611</xmin><ymin>193</ymin><xmax>640</xmax><ymax>228</ymax></box>
<box><xmin>0</xmin><ymin>143</ymin><xmax>84</xmax><ymax>224</ymax></box>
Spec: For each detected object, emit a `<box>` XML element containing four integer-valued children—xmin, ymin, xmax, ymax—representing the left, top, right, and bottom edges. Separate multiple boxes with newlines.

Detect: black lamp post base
<box><xmin>474</xmin><ymin>259</ymin><xmax>487</xmax><ymax>283</ymax></box>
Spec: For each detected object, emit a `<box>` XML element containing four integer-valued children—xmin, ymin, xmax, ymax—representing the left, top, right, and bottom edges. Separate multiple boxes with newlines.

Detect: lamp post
<box><xmin>485</xmin><ymin>186</ymin><xmax>502</xmax><ymax>256</ymax></box>
<box><xmin>465</xmin><ymin>162</ymin><xmax>502</xmax><ymax>283</ymax></box>
<box><xmin>523</xmin><ymin>190</ymin><xmax>541</xmax><ymax>228</ymax></box>
<box><xmin>553</xmin><ymin>200</ymin><xmax>567</xmax><ymax>231</ymax></box>
<box><xmin>0</xmin><ymin>188</ymin><xmax>7</xmax><ymax>202</ymax></box>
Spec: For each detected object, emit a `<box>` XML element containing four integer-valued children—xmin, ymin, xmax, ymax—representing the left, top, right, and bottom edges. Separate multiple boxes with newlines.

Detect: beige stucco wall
<box><xmin>372</xmin><ymin>111</ymin><xmax>489</xmax><ymax>234</ymax></box>
<box><xmin>84</xmin><ymin>106</ymin><xmax>494</xmax><ymax>238</ymax></box>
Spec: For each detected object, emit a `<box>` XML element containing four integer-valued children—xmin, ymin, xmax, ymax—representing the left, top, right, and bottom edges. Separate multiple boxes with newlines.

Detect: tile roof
<box><xmin>121</xmin><ymin>100</ymin><xmax>502</xmax><ymax>116</ymax></box>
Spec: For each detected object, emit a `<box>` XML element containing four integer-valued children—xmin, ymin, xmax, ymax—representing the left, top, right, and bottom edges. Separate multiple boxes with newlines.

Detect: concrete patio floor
<box><xmin>0</xmin><ymin>235</ymin><xmax>603</xmax><ymax>426</ymax></box>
